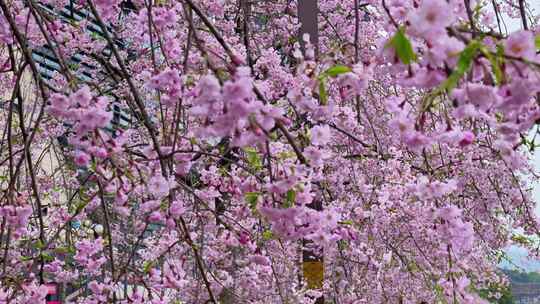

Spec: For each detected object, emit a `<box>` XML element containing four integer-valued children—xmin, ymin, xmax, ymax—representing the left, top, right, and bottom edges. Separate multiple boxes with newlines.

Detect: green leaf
<box><xmin>323</xmin><ymin>65</ymin><xmax>352</xmax><ymax>77</ymax></box>
<box><xmin>262</xmin><ymin>230</ymin><xmax>274</xmax><ymax>240</ymax></box>
<box><xmin>35</xmin><ymin>240</ymin><xmax>46</xmax><ymax>250</ymax></box>
<box><xmin>536</xmin><ymin>35</ymin><xmax>540</xmax><ymax>50</ymax></box>
<box><xmin>75</xmin><ymin>200</ymin><xmax>88</xmax><ymax>214</ymax></box>
<box><xmin>143</xmin><ymin>261</ymin><xmax>154</xmax><ymax>273</ymax></box>
<box><xmin>386</xmin><ymin>27</ymin><xmax>417</xmax><ymax>65</ymax></box>
<box><xmin>244</xmin><ymin>147</ymin><xmax>263</xmax><ymax>171</ymax></box>
<box><xmin>441</xmin><ymin>40</ymin><xmax>482</xmax><ymax>92</ymax></box>
<box><xmin>68</xmin><ymin>63</ymin><xmax>80</xmax><ymax>70</ymax></box>
<box><xmin>278</xmin><ymin>151</ymin><xmax>296</xmax><ymax>159</ymax></box>
<box><xmin>245</xmin><ymin>192</ymin><xmax>260</xmax><ymax>210</ymax></box>
<box><xmin>54</xmin><ymin>246</ymin><xmax>73</xmax><ymax>255</ymax></box>
<box><xmin>284</xmin><ymin>189</ymin><xmax>296</xmax><ymax>208</ymax></box>
<box><xmin>20</xmin><ymin>256</ymin><xmax>32</xmax><ymax>262</ymax></box>
<box><xmin>319</xmin><ymin>79</ymin><xmax>328</xmax><ymax>106</ymax></box>
<box><xmin>480</xmin><ymin>46</ymin><xmax>504</xmax><ymax>85</ymax></box>
<box><xmin>512</xmin><ymin>233</ymin><xmax>532</xmax><ymax>245</ymax></box>
<box><xmin>40</xmin><ymin>251</ymin><xmax>54</xmax><ymax>262</ymax></box>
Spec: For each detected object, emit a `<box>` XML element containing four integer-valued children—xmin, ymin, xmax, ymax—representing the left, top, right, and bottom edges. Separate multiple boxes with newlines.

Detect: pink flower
<box><xmin>148</xmin><ymin>210</ymin><xmax>164</xmax><ymax>223</ymax></box>
<box><xmin>115</xmin><ymin>206</ymin><xmax>130</xmax><ymax>217</ymax></box>
<box><xmin>498</xmin><ymin>79</ymin><xmax>537</xmax><ymax>112</ymax></box>
<box><xmin>88</xmin><ymin>280</ymin><xmax>106</xmax><ymax>296</ymax></box>
<box><xmin>74</xmin><ymin>238</ymin><xmax>103</xmax><ymax>264</ymax></box>
<box><xmin>505</xmin><ymin>30</ymin><xmax>536</xmax><ymax>61</ymax></box>
<box><xmin>140</xmin><ymin>200</ymin><xmax>161</xmax><ymax>213</ymax></box>
<box><xmin>0</xmin><ymin>15</ymin><xmax>13</xmax><ymax>44</ymax></box>
<box><xmin>403</xmin><ymin>131</ymin><xmax>431</xmax><ymax>151</ymax></box>
<box><xmin>148</xmin><ymin>174</ymin><xmax>170</xmax><ymax>198</ymax></box>
<box><xmin>257</xmin><ymin>104</ymin><xmax>283</xmax><ymax>130</ymax></box>
<box><xmin>70</xmin><ymin>86</ymin><xmax>92</xmax><ymax>107</ymax></box>
<box><xmin>190</xmin><ymin>75</ymin><xmax>221</xmax><ymax>117</ymax></box>
<box><xmin>147</xmin><ymin>68</ymin><xmax>182</xmax><ymax>91</ymax></box>
<box><xmin>454</xmin><ymin>84</ymin><xmax>501</xmax><ymax>112</ymax></box>
<box><xmin>238</xmin><ymin>231</ymin><xmax>250</xmax><ymax>245</ymax></box>
<box><xmin>456</xmin><ymin>276</ymin><xmax>470</xmax><ymax>293</ymax></box>
<box><xmin>310</xmin><ymin>125</ymin><xmax>331</xmax><ymax>146</ymax></box>
<box><xmin>428</xmin><ymin>36</ymin><xmax>465</xmax><ymax>65</ymax></box>
<box><xmin>86</xmin><ymin>256</ymin><xmax>106</xmax><ymax>274</ymax></box>
<box><xmin>115</xmin><ymin>191</ymin><xmax>128</xmax><ymax>205</ymax></box>
<box><xmin>338</xmin><ymin>63</ymin><xmax>372</xmax><ymax>97</ymax></box>
<box><xmin>169</xmin><ymin>200</ymin><xmax>186</xmax><ymax>217</ymax></box>
<box><xmin>88</xmin><ymin>146</ymin><xmax>108</xmax><ymax>159</ymax></box>
<box><xmin>436</xmin><ymin>205</ymin><xmax>462</xmax><ymax>221</ymax></box>
<box><xmin>73</xmin><ymin>150</ymin><xmax>90</xmax><ymax>167</ymax></box>
<box><xmin>458</xmin><ymin>131</ymin><xmax>475</xmax><ymax>147</ymax></box>
<box><xmin>304</xmin><ymin>146</ymin><xmax>326</xmax><ymax>167</ymax></box>
<box><xmin>47</xmin><ymin>93</ymin><xmax>73</xmax><ymax>118</ymax></box>
<box><xmin>79</xmin><ymin>108</ymin><xmax>112</xmax><ymax>130</ymax></box>
<box><xmin>222</xmin><ymin>80</ymin><xmax>252</xmax><ymax>103</ymax></box>
<box><xmin>249</xmin><ymin>254</ymin><xmax>270</xmax><ymax>266</ymax></box>
<box><xmin>408</xmin><ymin>0</ymin><xmax>454</xmax><ymax>41</ymax></box>
<box><xmin>453</xmin><ymin>104</ymin><xmax>479</xmax><ymax>120</ymax></box>
<box><xmin>400</xmin><ymin>66</ymin><xmax>446</xmax><ymax>88</ymax></box>
<box><xmin>438</xmin><ymin>130</ymin><xmax>475</xmax><ymax>147</ymax></box>
<box><xmin>174</xmin><ymin>154</ymin><xmax>192</xmax><ymax>176</ymax></box>
<box><xmin>21</xmin><ymin>283</ymin><xmax>48</xmax><ymax>303</ymax></box>
<box><xmin>43</xmin><ymin>260</ymin><xmax>62</xmax><ymax>273</ymax></box>
<box><xmin>389</xmin><ymin>113</ymin><xmax>414</xmax><ymax>134</ymax></box>
<box><xmin>50</xmin><ymin>93</ymin><xmax>71</xmax><ymax>109</ymax></box>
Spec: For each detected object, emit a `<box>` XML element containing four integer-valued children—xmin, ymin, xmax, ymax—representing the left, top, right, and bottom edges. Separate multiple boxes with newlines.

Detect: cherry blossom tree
<box><xmin>0</xmin><ymin>0</ymin><xmax>539</xmax><ymax>303</ymax></box>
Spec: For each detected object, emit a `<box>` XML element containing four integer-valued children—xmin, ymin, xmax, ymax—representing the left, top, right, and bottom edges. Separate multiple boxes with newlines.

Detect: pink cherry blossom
<box><xmin>310</xmin><ymin>125</ymin><xmax>331</xmax><ymax>146</ymax></box>
<box><xmin>505</xmin><ymin>30</ymin><xmax>536</xmax><ymax>61</ymax></box>
<box><xmin>74</xmin><ymin>150</ymin><xmax>91</xmax><ymax>167</ymax></box>
<box><xmin>1</xmin><ymin>0</ymin><xmax>539</xmax><ymax>302</ymax></box>
<box><xmin>408</xmin><ymin>0</ymin><xmax>455</xmax><ymax>41</ymax></box>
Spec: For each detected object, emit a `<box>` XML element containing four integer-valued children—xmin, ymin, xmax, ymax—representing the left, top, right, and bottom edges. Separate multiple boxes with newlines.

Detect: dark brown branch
<box><xmin>518</xmin><ymin>0</ymin><xmax>528</xmax><ymax>30</ymax></box>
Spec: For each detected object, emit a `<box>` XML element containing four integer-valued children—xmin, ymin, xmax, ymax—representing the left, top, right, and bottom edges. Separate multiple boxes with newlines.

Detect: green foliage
<box><xmin>316</xmin><ymin>64</ymin><xmax>352</xmax><ymax>105</ymax></box>
<box><xmin>74</xmin><ymin>199</ymin><xmax>88</xmax><ymax>214</ymax></box>
<box><xmin>245</xmin><ymin>192</ymin><xmax>260</xmax><ymax>210</ymax></box>
<box><xmin>35</xmin><ymin>239</ymin><xmax>46</xmax><ymax>250</ymax></box>
<box><xmin>284</xmin><ymin>189</ymin><xmax>296</xmax><ymax>208</ymax></box>
<box><xmin>478</xmin><ymin>287</ymin><xmax>514</xmax><ymax>304</ymax></box>
<box><xmin>386</xmin><ymin>27</ymin><xmax>417</xmax><ymax>65</ymax></box>
<box><xmin>502</xmin><ymin>268</ymin><xmax>540</xmax><ymax>283</ymax></box>
<box><xmin>143</xmin><ymin>261</ymin><xmax>155</xmax><ymax>273</ymax></box>
<box><xmin>244</xmin><ymin>147</ymin><xmax>263</xmax><ymax>172</ymax></box>
<box><xmin>318</xmin><ymin>78</ymin><xmax>328</xmax><ymax>105</ymax></box>
<box><xmin>262</xmin><ymin>230</ymin><xmax>274</xmax><ymax>240</ymax></box>
<box><xmin>68</xmin><ymin>62</ymin><xmax>80</xmax><ymax>71</ymax></box>
<box><xmin>322</xmin><ymin>65</ymin><xmax>352</xmax><ymax>77</ymax></box>
<box><xmin>54</xmin><ymin>245</ymin><xmax>76</xmax><ymax>255</ymax></box>
<box><xmin>40</xmin><ymin>251</ymin><xmax>54</xmax><ymax>262</ymax></box>
<box><xmin>441</xmin><ymin>40</ymin><xmax>482</xmax><ymax>92</ymax></box>
<box><xmin>20</xmin><ymin>256</ymin><xmax>32</xmax><ymax>262</ymax></box>
<box><xmin>480</xmin><ymin>44</ymin><xmax>504</xmax><ymax>85</ymax></box>
<box><xmin>511</xmin><ymin>233</ymin><xmax>534</xmax><ymax>246</ymax></box>
<box><xmin>475</xmin><ymin>272</ymin><xmax>515</xmax><ymax>304</ymax></box>
<box><xmin>317</xmin><ymin>65</ymin><xmax>351</xmax><ymax>106</ymax></box>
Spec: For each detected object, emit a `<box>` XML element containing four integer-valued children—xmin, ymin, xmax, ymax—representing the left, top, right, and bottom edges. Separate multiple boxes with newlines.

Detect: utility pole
<box><xmin>298</xmin><ymin>1</ymin><xmax>324</xmax><ymax>303</ymax></box>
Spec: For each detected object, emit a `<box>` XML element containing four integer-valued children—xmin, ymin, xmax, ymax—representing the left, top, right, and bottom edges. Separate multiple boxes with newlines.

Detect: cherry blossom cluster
<box><xmin>0</xmin><ymin>0</ymin><xmax>539</xmax><ymax>303</ymax></box>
